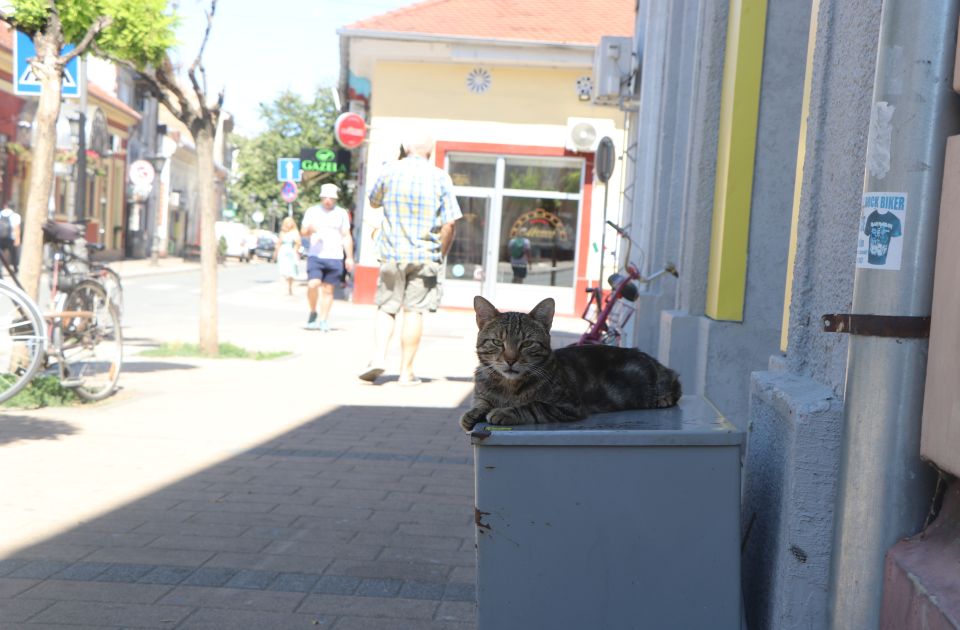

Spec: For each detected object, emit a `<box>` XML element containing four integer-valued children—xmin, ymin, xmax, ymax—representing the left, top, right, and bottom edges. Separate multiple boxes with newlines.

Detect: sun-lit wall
<box><xmin>355</xmin><ymin>59</ymin><xmax>627</xmax><ymax>313</ymax></box>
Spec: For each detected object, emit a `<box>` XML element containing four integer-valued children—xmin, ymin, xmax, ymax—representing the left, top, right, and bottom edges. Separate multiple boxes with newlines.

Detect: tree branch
<box><xmin>91</xmin><ymin>42</ymin><xmax>187</xmax><ymax>122</ymax></box>
<box><xmin>60</xmin><ymin>15</ymin><xmax>112</xmax><ymax>66</ymax></box>
<box><xmin>190</xmin><ymin>0</ymin><xmax>217</xmax><ymax>80</ymax></box>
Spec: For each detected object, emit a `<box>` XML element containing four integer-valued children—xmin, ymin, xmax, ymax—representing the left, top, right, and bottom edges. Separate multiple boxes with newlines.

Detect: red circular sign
<box><xmin>334</xmin><ymin>112</ymin><xmax>367</xmax><ymax>150</ymax></box>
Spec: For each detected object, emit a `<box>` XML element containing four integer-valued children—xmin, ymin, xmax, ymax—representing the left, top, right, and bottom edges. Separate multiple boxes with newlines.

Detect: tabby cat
<box><xmin>460</xmin><ymin>296</ymin><xmax>682</xmax><ymax>432</ymax></box>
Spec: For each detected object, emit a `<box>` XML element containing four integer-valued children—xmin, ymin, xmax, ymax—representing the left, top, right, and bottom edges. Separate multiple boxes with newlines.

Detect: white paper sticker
<box><xmin>857</xmin><ymin>192</ymin><xmax>907</xmax><ymax>271</ymax></box>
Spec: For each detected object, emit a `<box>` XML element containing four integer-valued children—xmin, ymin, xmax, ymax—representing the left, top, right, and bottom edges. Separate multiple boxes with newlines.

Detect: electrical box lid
<box><xmin>470</xmin><ymin>396</ymin><xmax>743</xmax><ymax>447</ymax></box>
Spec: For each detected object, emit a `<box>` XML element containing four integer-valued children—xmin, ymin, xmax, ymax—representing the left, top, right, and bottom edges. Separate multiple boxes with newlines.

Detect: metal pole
<box><xmin>598</xmin><ymin>181</ymin><xmax>610</xmax><ymax>293</ymax></box>
<box><xmin>73</xmin><ymin>56</ymin><xmax>87</xmax><ymax>222</ymax></box>
<box><xmin>827</xmin><ymin>1</ymin><xmax>960</xmax><ymax>627</ymax></box>
<box><xmin>287</xmin><ymin>202</ymin><xmax>292</xmax><ymax>217</ymax></box>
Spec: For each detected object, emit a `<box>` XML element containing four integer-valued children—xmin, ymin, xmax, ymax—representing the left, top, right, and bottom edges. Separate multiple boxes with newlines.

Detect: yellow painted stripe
<box><xmin>781</xmin><ymin>1</ymin><xmax>821</xmax><ymax>351</ymax></box>
<box><xmin>705</xmin><ymin>0</ymin><xmax>768</xmax><ymax>321</ymax></box>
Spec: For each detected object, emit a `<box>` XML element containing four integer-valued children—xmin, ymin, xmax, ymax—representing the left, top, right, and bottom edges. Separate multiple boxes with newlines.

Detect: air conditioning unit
<box><xmin>593</xmin><ymin>35</ymin><xmax>634</xmax><ymax>105</ymax></box>
<box><xmin>565</xmin><ymin>117</ymin><xmax>616</xmax><ymax>153</ymax></box>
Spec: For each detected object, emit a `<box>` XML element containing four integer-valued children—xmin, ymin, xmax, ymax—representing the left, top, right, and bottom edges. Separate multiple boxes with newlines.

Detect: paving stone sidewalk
<box><xmin>0</xmin><ymin>268</ymin><xmax>587</xmax><ymax>629</ymax></box>
<box><xmin>0</xmin><ymin>401</ymin><xmax>477</xmax><ymax>629</ymax></box>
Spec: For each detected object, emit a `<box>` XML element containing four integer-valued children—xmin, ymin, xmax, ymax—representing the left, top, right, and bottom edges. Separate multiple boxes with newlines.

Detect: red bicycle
<box><xmin>577</xmin><ymin>221</ymin><xmax>678</xmax><ymax>346</ymax></box>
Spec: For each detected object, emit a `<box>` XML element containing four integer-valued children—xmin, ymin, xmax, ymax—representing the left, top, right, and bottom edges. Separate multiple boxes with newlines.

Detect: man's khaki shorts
<box><xmin>375</xmin><ymin>261</ymin><xmax>441</xmax><ymax>314</ymax></box>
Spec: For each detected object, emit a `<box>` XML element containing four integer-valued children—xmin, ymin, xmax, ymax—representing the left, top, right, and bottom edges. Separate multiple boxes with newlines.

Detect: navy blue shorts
<box><xmin>307</xmin><ymin>257</ymin><xmax>344</xmax><ymax>284</ymax></box>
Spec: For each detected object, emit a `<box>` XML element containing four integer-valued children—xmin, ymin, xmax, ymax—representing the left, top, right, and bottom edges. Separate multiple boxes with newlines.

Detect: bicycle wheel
<box><xmin>55</xmin><ymin>279</ymin><xmax>122</xmax><ymax>401</ymax></box>
<box><xmin>0</xmin><ymin>281</ymin><xmax>46</xmax><ymax>404</ymax></box>
<box><xmin>94</xmin><ymin>266</ymin><xmax>123</xmax><ymax>318</ymax></box>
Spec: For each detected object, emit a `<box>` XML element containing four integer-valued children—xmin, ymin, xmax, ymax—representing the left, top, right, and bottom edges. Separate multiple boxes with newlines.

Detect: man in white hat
<box><xmin>299</xmin><ymin>183</ymin><xmax>355</xmax><ymax>331</ymax></box>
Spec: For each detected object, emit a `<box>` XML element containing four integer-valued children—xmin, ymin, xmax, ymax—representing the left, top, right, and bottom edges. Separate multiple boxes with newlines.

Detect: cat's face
<box><xmin>473</xmin><ymin>297</ymin><xmax>554</xmax><ymax>380</ymax></box>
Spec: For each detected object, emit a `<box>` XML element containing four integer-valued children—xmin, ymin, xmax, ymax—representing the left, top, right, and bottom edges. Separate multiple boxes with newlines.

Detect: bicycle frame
<box><xmin>576</xmin><ymin>221</ymin><xmax>678</xmax><ymax>347</ymax></box>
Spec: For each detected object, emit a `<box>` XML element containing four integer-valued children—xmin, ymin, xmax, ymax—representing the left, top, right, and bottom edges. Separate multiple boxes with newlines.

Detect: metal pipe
<box><xmin>827</xmin><ymin>1</ymin><xmax>960</xmax><ymax>627</ymax></box>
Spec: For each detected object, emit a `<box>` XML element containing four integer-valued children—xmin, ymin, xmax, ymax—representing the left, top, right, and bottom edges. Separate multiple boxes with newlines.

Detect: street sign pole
<box><xmin>288</xmin><ymin>203</ymin><xmax>292</xmax><ymax>218</ymax></box>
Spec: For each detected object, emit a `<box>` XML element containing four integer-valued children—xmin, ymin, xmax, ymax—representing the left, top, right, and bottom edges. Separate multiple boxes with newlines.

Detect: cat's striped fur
<box><xmin>460</xmin><ymin>296</ymin><xmax>682</xmax><ymax>432</ymax></box>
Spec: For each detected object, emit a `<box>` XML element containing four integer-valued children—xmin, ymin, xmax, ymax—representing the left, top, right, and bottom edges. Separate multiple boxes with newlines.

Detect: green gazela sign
<box><xmin>300</xmin><ymin>148</ymin><xmax>346</xmax><ymax>173</ymax></box>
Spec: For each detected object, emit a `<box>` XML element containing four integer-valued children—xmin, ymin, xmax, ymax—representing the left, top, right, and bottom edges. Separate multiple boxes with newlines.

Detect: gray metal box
<box><xmin>471</xmin><ymin>397</ymin><xmax>743</xmax><ymax>630</ymax></box>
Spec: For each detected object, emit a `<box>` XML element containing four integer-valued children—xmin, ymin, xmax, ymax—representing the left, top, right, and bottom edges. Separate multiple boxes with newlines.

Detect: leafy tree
<box><xmin>101</xmin><ymin>0</ymin><xmax>226</xmax><ymax>355</ymax></box>
<box><xmin>233</xmin><ymin>88</ymin><xmax>350</xmax><ymax>227</ymax></box>
<box><xmin>0</xmin><ymin>0</ymin><xmax>176</xmax><ymax>300</ymax></box>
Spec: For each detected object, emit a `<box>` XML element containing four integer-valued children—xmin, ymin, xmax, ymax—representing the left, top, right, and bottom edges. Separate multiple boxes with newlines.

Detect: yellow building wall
<box><xmin>372</xmin><ymin>61</ymin><xmax>615</xmax><ymax>125</ymax></box>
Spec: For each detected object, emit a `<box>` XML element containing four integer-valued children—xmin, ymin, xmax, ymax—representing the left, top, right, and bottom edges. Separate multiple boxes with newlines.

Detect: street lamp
<box><xmin>67</xmin><ymin>111</ymin><xmax>87</xmax><ymax>221</ymax></box>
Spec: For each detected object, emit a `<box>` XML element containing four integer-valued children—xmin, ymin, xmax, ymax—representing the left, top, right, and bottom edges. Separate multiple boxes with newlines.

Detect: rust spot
<box><xmin>471</xmin><ymin>429</ymin><xmax>492</xmax><ymax>441</ymax></box>
<box><xmin>475</xmin><ymin>507</ymin><xmax>491</xmax><ymax>531</ymax></box>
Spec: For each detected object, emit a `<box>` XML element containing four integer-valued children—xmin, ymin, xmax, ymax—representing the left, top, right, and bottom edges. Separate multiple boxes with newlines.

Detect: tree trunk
<box><xmin>20</xmin><ymin>34</ymin><xmax>63</xmax><ymax>301</ymax></box>
<box><xmin>194</xmin><ymin>123</ymin><xmax>219</xmax><ymax>355</ymax></box>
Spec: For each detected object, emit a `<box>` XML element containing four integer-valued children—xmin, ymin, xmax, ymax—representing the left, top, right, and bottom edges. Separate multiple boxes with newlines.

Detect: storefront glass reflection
<box><xmin>498</xmin><ymin>197</ymin><xmax>578</xmax><ymax>287</ymax></box>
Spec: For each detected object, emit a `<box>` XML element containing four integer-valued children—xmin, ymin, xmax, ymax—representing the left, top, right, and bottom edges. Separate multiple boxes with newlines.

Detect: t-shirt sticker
<box><xmin>857</xmin><ymin>192</ymin><xmax>906</xmax><ymax>270</ymax></box>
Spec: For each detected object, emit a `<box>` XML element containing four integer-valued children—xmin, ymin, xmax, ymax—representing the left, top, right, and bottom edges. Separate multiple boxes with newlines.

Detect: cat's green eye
<box><xmin>484</xmin><ymin>339</ymin><xmax>503</xmax><ymax>348</ymax></box>
<box><xmin>520</xmin><ymin>341</ymin><xmax>539</xmax><ymax>350</ymax></box>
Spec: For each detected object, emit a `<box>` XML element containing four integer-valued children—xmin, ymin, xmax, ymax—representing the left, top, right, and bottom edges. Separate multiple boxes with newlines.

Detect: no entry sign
<box><xmin>334</xmin><ymin>112</ymin><xmax>366</xmax><ymax>150</ymax></box>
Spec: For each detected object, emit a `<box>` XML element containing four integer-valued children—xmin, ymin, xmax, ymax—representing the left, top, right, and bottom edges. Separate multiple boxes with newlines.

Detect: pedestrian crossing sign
<box><xmin>14</xmin><ymin>30</ymin><xmax>79</xmax><ymax>97</ymax></box>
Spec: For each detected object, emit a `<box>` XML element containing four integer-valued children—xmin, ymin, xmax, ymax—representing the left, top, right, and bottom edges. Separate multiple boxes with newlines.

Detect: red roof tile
<box><xmin>343</xmin><ymin>0</ymin><xmax>635</xmax><ymax>46</ymax></box>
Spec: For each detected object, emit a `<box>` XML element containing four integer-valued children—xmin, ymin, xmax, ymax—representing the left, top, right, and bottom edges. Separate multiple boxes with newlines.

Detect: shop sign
<box><xmin>299</xmin><ymin>148</ymin><xmax>350</xmax><ymax>173</ymax></box>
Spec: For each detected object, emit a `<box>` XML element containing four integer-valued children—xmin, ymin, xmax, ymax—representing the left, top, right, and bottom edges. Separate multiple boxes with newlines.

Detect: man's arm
<box><xmin>342</xmin><ymin>219</ymin><xmax>355</xmax><ymax>272</ymax></box>
<box><xmin>439</xmin><ymin>221</ymin><xmax>456</xmax><ymax>259</ymax></box>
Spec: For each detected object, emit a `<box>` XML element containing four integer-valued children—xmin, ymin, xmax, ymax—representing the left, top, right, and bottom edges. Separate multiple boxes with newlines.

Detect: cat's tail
<box><xmin>656</xmin><ymin>367</ymin><xmax>682</xmax><ymax>408</ymax></box>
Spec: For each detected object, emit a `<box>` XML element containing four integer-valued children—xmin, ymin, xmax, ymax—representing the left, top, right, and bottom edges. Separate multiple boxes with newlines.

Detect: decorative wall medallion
<box><xmin>466</xmin><ymin>67</ymin><xmax>492</xmax><ymax>94</ymax></box>
<box><xmin>575</xmin><ymin>75</ymin><xmax>593</xmax><ymax>100</ymax></box>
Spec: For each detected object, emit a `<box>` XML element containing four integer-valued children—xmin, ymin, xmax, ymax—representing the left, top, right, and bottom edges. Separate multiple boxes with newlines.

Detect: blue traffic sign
<box><xmin>280</xmin><ymin>181</ymin><xmax>298</xmax><ymax>203</ymax></box>
<box><xmin>14</xmin><ymin>31</ymin><xmax>78</xmax><ymax>97</ymax></box>
<box><xmin>277</xmin><ymin>158</ymin><xmax>302</xmax><ymax>182</ymax></box>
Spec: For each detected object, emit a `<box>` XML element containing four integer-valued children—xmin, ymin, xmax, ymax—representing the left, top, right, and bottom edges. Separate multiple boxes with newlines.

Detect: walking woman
<box><xmin>274</xmin><ymin>216</ymin><xmax>300</xmax><ymax>295</ymax></box>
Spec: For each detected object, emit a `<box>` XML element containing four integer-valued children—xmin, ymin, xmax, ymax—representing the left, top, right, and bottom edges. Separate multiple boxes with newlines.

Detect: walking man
<box><xmin>0</xmin><ymin>202</ymin><xmax>21</xmax><ymax>277</ymax></box>
<box><xmin>301</xmin><ymin>183</ymin><xmax>354</xmax><ymax>331</ymax></box>
<box><xmin>359</xmin><ymin>132</ymin><xmax>462</xmax><ymax>385</ymax></box>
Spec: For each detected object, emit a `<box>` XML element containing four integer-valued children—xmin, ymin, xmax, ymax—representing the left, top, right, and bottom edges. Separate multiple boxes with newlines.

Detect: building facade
<box><xmin>339</xmin><ymin>0</ymin><xmax>635</xmax><ymax>315</ymax></box>
<box><xmin>626</xmin><ymin>0</ymin><xmax>960</xmax><ymax>628</ymax></box>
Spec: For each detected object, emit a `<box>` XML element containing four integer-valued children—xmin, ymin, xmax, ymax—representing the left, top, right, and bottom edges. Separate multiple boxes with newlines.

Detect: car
<box><xmin>254</xmin><ymin>235</ymin><xmax>277</xmax><ymax>260</ymax></box>
<box><xmin>214</xmin><ymin>221</ymin><xmax>253</xmax><ymax>262</ymax></box>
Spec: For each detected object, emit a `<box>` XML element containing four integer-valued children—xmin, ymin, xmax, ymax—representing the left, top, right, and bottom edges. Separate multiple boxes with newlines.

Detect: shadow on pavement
<box><xmin>0</xmin><ymin>416</ymin><xmax>78</xmax><ymax>446</ymax></box>
<box><xmin>0</xmin><ymin>396</ymin><xmax>478</xmax><ymax>628</ymax></box>
<box><xmin>121</xmin><ymin>362</ymin><xmax>199</xmax><ymax>374</ymax></box>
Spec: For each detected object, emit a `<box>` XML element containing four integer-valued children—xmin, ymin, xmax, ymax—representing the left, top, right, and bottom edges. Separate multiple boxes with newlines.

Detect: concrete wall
<box><xmin>645</xmin><ymin>0</ymin><xmax>809</xmax><ymax>428</ymax></box>
<box><xmin>742</xmin><ymin>2</ymin><xmax>882</xmax><ymax>628</ymax></box>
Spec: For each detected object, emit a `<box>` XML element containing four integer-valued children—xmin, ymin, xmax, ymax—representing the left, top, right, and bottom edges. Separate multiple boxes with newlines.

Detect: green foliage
<box><xmin>232</xmin><ymin>88</ymin><xmax>352</xmax><ymax>226</ymax></box>
<box><xmin>2</xmin><ymin>375</ymin><xmax>79</xmax><ymax>409</ymax></box>
<box><xmin>6</xmin><ymin>0</ymin><xmax>177</xmax><ymax>68</ymax></box>
<box><xmin>141</xmin><ymin>341</ymin><xmax>291</xmax><ymax>361</ymax></box>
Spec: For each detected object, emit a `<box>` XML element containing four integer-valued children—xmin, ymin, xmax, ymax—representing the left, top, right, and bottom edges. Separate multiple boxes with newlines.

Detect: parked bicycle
<box><xmin>577</xmin><ymin>220</ymin><xmax>678</xmax><ymax>347</ymax></box>
<box><xmin>0</xmin><ymin>225</ymin><xmax>123</xmax><ymax>404</ymax></box>
<box><xmin>46</xmin><ymin>221</ymin><xmax>123</xmax><ymax>318</ymax></box>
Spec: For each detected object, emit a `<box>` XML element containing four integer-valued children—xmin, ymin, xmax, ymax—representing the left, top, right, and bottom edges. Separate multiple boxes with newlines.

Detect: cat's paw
<box><xmin>459</xmin><ymin>408</ymin><xmax>486</xmax><ymax>432</ymax></box>
<box><xmin>486</xmin><ymin>407</ymin><xmax>522</xmax><ymax>426</ymax></box>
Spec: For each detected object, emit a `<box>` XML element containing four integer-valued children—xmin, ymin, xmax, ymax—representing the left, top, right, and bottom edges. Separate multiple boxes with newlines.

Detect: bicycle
<box><xmin>0</xmin><ymin>229</ymin><xmax>123</xmax><ymax>404</ymax></box>
<box><xmin>577</xmin><ymin>220</ymin><xmax>678</xmax><ymax>347</ymax></box>
<box><xmin>46</xmin><ymin>220</ymin><xmax>123</xmax><ymax>318</ymax></box>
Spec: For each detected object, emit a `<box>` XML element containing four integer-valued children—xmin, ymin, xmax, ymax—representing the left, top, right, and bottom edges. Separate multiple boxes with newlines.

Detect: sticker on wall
<box><xmin>466</xmin><ymin>67</ymin><xmax>491</xmax><ymax>94</ymax></box>
<box><xmin>857</xmin><ymin>192</ymin><xmax>907</xmax><ymax>270</ymax></box>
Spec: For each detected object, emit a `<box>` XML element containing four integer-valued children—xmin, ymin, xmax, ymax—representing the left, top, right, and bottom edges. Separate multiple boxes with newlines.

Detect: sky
<box><xmin>172</xmin><ymin>0</ymin><xmax>416</xmax><ymax>135</ymax></box>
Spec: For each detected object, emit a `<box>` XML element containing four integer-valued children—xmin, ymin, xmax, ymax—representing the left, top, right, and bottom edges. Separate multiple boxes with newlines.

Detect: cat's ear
<box><xmin>528</xmin><ymin>298</ymin><xmax>555</xmax><ymax>332</ymax></box>
<box><xmin>474</xmin><ymin>296</ymin><xmax>499</xmax><ymax>329</ymax></box>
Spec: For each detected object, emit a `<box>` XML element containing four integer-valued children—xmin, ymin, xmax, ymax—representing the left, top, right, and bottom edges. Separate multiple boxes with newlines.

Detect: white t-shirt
<box><xmin>301</xmin><ymin>204</ymin><xmax>350</xmax><ymax>259</ymax></box>
<box><xmin>0</xmin><ymin>208</ymin><xmax>21</xmax><ymax>229</ymax></box>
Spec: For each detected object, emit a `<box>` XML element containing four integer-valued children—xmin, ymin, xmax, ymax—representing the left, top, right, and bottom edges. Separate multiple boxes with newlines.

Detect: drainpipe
<box><xmin>827</xmin><ymin>1</ymin><xmax>960</xmax><ymax>628</ymax></box>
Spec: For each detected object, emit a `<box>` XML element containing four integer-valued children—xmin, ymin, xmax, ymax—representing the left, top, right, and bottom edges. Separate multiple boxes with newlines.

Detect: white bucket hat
<box><xmin>320</xmin><ymin>183</ymin><xmax>340</xmax><ymax>199</ymax></box>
